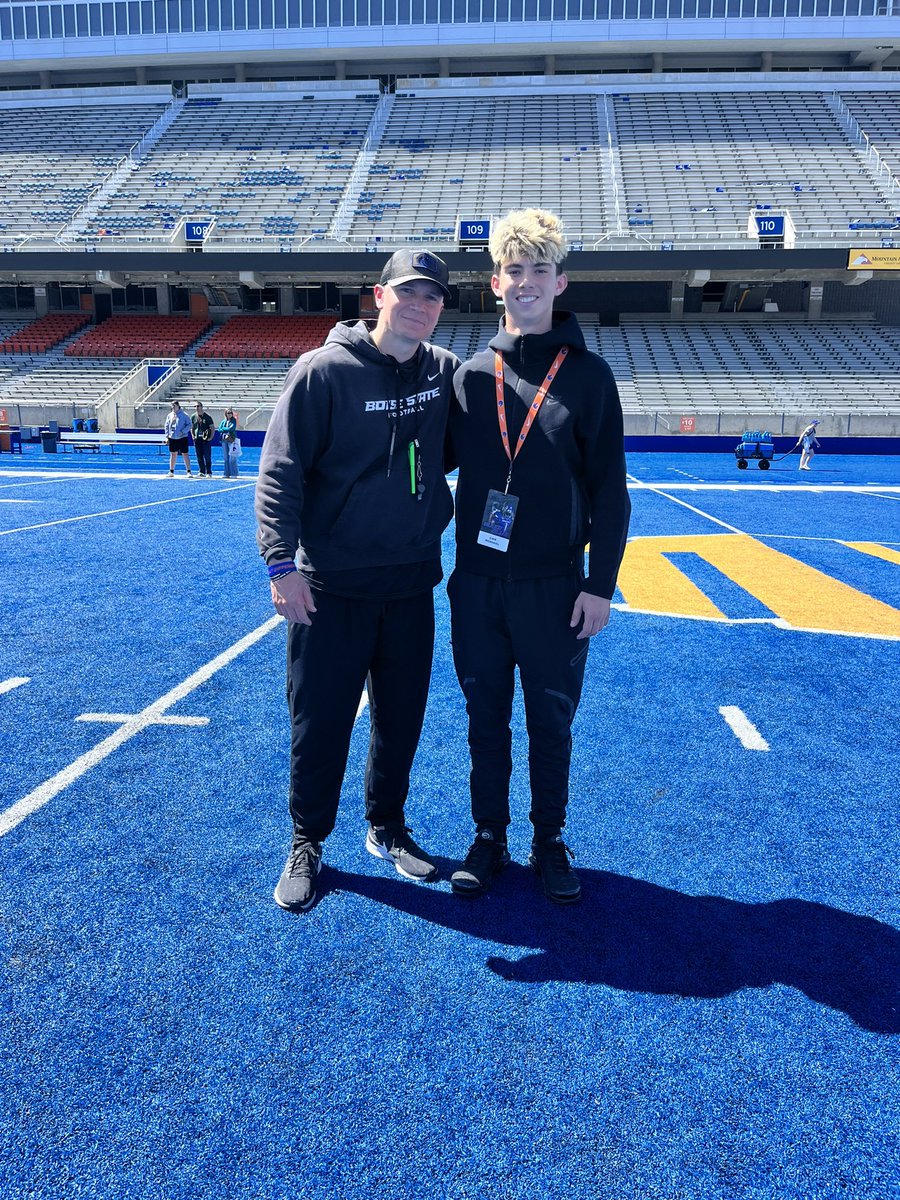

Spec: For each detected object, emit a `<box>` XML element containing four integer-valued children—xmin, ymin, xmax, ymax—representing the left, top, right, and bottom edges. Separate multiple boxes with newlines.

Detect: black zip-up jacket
<box><xmin>450</xmin><ymin>312</ymin><xmax>630</xmax><ymax>599</ymax></box>
<box><xmin>256</xmin><ymin>320</ymin><xmax>458</xmax><ymax>572</ymax></box>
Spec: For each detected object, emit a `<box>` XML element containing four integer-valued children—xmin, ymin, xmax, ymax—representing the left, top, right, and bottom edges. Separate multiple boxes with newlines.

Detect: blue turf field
<box><xmin>1</xmin><ymin>449</ymin><xmax>898</xmax><ymax>1200</ymax></box>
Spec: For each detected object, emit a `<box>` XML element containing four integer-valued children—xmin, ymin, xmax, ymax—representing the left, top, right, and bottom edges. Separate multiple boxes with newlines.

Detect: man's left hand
<box><xmin>570</xmin><ymin>592</ymin><xmax>611</xmax><ymax>639</ymax></box>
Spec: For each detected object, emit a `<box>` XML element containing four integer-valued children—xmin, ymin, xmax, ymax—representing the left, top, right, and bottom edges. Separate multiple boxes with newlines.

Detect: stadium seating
<box><xmin>346</xmin><ymin>91</ymin><xmax>608</xmax><ymax>244</ymax></box>
<box><xmin>0</xmin><ymin>358</ymin><xmax>138</xmax><ymax>426</ymax></box>
<box><xmin>65</xmin><ymin>316</ymin><xmax>212</xmax><ymax>358</ymax></box>
<box><xmin>0</xmin><ymin>96</ymin><xmax>168</xmax><ymax>242</ymax></box>
<box><xmin>0</xmin><ymin>79</ymin><xmax>896</xmax><ymax>249</ymax></box>
<box><xmin>86</xmin><ymin>89</ymin><xmax>379</xmax><ymax>242</ymax></box>
<box><xmin>0</xmin><ymin>313</ymin><xmax>91</xmax><ymax>354</ymax></box>
<box><xmin>610</xmin><ymin>318</ymin><xmax>900</xmax><ymax>416</ymax></box>
<box><xmin>156</xmin><ymin>359</ymin><xmax>290</xmax><ymax>429</ymax></box>
<box><xmin>195</xmin><ymin>315</ymin><xmax>339</xmax><ymax>358</ymax></box>
<box><xmin>611</xmin><ymin>89</ymin><xmax>900</xmax><ymax>241</ymax></box>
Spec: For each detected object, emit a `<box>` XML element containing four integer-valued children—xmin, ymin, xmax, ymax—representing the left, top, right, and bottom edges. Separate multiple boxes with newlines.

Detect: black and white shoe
<box><xmin>451</xmin><ymin>829</ymin><xmax>511</xmax><ymax>898</ymax></box>
<box><xmin>528</xmin><ymin>834</ymin><xmax>581</xmax><ymax>905</ymax></box>
<box><xmin>274</xmin><ymin>838</ymin><xmax>323</xmax><ymax>912</ymax></box>
<box><xmin>366</xmin><ymin>823</ymin><xmax>438</xmax><ymax>882</ymax></box>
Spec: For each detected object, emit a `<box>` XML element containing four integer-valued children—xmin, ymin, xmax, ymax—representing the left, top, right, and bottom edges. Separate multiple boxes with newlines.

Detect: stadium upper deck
<box><xmin>0</xmin><ymin>0</ymin><xmax>899</xmax><ymax>90</ymax></box>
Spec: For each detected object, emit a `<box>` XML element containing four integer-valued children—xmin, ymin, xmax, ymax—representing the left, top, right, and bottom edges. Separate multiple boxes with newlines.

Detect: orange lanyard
<box><xmin>494</xmin><ymin>347</ymin><xmax>568</xmax><ymax>492</ymax></box>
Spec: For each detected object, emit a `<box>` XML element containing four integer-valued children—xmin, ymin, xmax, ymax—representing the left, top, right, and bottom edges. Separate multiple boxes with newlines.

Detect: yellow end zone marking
<box><xmin>616</xmin><ymin>534</ymin><xmax>900</xmax><ymax>638</ymax></box>
<box><xmin>843</xmin><ymin>541</ymin><xmax>900</xmax><ymax>567</ymax></box>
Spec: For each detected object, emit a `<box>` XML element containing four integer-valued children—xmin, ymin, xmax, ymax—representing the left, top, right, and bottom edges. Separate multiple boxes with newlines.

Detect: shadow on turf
<box><xmin>325</xmin><ymin>863</ymin><xmax>900</xmax><ymax>1035</ymax></box>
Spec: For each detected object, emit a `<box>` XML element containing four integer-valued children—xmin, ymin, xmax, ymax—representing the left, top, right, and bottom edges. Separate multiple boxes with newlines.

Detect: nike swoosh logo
<box><xmin>428</xmin><ymin>372</ymin><xmax>440</xmax><ymax>381</ymax></box>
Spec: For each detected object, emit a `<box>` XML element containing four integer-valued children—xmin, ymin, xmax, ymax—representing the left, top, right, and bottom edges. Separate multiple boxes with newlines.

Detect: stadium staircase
<box><xmin>62</xmin><ymin>95</ymin><xmax>188</xmax><ymax>244</ymax></box>
<box><xmin>327</xmin><ymin>93</ymin><xmax>396</xmax><ymax>244</ymax></box>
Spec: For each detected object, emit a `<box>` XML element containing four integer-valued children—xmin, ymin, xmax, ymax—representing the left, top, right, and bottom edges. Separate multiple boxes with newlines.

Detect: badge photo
<box><xmin>477</xmin><ymin>488</ymin><xmax>520</xmax><ymax>552</ymax></box>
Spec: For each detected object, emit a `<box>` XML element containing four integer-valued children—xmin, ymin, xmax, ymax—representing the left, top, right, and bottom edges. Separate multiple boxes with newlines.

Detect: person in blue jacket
<box><xmin>447</xmin><ymin>209</ymin><xmax>631</xmax><ymax>906</ymax></box>
<box><xmin>256</xmin><ymin>249</ymin><xmax>457</xmax><ymax>913</ymax></box>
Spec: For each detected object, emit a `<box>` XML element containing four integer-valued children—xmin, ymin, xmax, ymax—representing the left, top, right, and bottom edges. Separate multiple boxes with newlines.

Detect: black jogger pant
<box><xmin>194</xmin><ymin>439</ymin><xmax>212</xmax><ymax>475</ymax></box>
<box><xmin>286</xmin><ymin>588</ymin><xmax>435</xmax><ymax>843</ymax></box>
<box><xmin>447</xmin><ymin>569</ymin><xmax>590</xmax><ymax>839</ymax></box>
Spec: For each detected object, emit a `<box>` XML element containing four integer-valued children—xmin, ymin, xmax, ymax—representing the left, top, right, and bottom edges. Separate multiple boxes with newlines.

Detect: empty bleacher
<box><xmin>841</xmin><ymin>90</ymin><xmax>900</xmax><ymax>180</ymax></box>
<box><xmin>0</xmin><ymin>313</ymin><xmax>91</xmax><ymax>354</ymax></box>
<box><xmin>196</xmin><ymin>315</ymin><xmax>339</xmax><ymax>359</ymax></box>
<box><xmin>0</xmin><ymin>358</ymin><xmax>137</xmax><ymax>426</ymax></box>
<box><xmin>613</xmin><ymin>318</ymin><xmax>900</xmax><ymax>418</ymax></box>
<box><xmin>65</xmin><ymin>316</ymin><xmax>212</xmax><ymax>358</ymax></box>
<box><xmin>160</xmin><ymin>358</ymin><xmax>290</xmax><ymax>430</ymax></box>
<box><xmin>346</xmin><ymin>91</ymin><xmax>609</xmax><ymax>244</ymax></box>
<box><xmin>0</xmin><ymin>78</ymin><xmax>895</xmax><ymax>251</ymax></box>
<box><xmin>0</xmin><ymin>94</ymin><xmax>168</xmax><ymax>243</ymax></box>
<box><xmin>87</xmin><ymin>88</ymin><xmax>379</xmax><ymax>243</ymax></box>
<box><xmin>611</xmin><ymin>89</ymin><xmax>899</xmax><ymax>242</ymax></box>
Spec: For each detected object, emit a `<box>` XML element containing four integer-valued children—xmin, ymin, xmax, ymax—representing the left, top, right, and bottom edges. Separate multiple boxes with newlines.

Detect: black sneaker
<box><xmin>451</xmin><ymin>829</ymin><xmax>511</xmax><ymax>898</ymax></box>
<box><xmin>529</xmin><ymin>834</ymin><xmax>581</xmax><ymax>904</ymax></box>
<box><xmin>365</xmin><ymin>823</ymin><xmax>438</xmax><ymax>882</ymax></box>
<box><xmin>273</xmin><ymin>838</ymin><xmax>322</xmax><ymax>912</ymax></box>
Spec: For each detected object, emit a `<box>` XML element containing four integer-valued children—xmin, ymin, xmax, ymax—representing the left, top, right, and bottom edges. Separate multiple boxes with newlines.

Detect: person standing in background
<box><xmin>164</xmin><ymin>399</ymin><xmax>193</xmax><ymax>478</ymax></box>
<box><xmin>191</xmin><ymin>402</ymin><xmax>215</xmax><ymax>477</ymax></box>
<box><xmin>218</xmin><ymin>408</ymin><xmax>239</xmax><ymax>478</ymax></box>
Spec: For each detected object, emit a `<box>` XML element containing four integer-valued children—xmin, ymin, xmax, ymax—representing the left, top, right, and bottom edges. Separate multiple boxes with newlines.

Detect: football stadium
<box><xmin>1</xmin><ymin>6</ymin><xmax>899</xmax><ymax>1199</ymax></box>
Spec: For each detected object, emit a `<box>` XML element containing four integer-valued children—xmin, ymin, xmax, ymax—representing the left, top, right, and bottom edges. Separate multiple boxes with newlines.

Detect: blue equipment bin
<box><xmin>734</xmin><ymin>430</ymin><xmax>774</xmax><ymax>470</ymax></box>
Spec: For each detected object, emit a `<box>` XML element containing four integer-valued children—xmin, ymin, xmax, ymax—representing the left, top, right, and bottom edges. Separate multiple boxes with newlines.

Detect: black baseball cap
<box><xmin>380</xmin><ymin>249</ymin><xmax>451</xmax><ymax>301</ymax></box>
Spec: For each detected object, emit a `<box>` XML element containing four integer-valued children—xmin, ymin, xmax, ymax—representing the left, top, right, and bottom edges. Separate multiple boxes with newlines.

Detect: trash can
<box><xmin>72</xmin><ymin>418</ymin><xmax>85</xmax><ymax>433</ymax></box>
<box><xmin>85</xmin><ymin>418</ymin><xmax>99</xmax><ymax>432</ymax></box>
<box><xmin>41</xmin><ymin>429</ymin><xmax>58</xmax><ymax>453</ymax></box>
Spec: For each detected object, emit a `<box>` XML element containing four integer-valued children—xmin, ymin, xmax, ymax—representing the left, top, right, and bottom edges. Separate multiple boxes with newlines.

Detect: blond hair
<box><xmin>489</xmin><ymin>208</ymin><xmax>568</xmax><ymax>269</ymax></box>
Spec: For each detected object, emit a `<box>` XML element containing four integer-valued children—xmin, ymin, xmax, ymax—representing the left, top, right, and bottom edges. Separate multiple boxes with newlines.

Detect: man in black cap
<box><xmin>257</xmin><ymin>249</ymin><xmax>457</xmax><ymax>912</ymax></box>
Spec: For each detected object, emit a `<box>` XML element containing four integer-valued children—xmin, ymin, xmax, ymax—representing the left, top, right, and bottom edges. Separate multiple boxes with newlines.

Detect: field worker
<box><xmin>447</xmin><ymin>209</ymin><xmax>630</xmax><ymax>905</ymax></box>
<box><xmin>256</xmin><ymin>249</ymin><xmax>457</xmax><ymax>913</ymax></box>
<box><xmin>799</xmin><ymin>420</ymin><xmax>820</xmax><ymax>471</ymax></box>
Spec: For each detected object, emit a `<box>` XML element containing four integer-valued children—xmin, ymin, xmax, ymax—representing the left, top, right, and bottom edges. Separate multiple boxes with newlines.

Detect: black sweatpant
<box><xmin>447</xmin><ymin>569</ymin><xmax>590</xmax><ymax>839</ymax></box>
<box><xmin>286</xmin><ymin>588</ymin><xmax>435</xmax><ymax>843</ymax></box>
<box><xmin>194</xmin><ymin>439</ymin><xmax>212</xmax><ymax>475</ymax></box>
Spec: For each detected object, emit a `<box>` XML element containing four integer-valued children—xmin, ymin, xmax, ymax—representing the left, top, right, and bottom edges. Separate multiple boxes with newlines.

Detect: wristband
<box><xmin>267</xmin><ymin>563</ymin><xmax>298</xmax><ymax>582</ymax></box>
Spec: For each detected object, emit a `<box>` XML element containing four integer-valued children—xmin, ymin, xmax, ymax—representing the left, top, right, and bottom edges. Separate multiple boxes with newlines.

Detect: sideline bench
<box><xmin>59</xmin><ymin>432</ymin><xmax>169</xmax><ymax>454</ymax></box>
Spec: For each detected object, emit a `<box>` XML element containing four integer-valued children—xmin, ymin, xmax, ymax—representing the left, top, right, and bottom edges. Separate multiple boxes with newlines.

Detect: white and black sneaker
<box><xmin>366</xmin><ymin>823</ymin><xmax>438</xmax><ymax>882</ymax></box>
<box><xmin>451</xmin><ymin>829</ymin><xmax>511</xmax><ymax>898</ymax></box>
<box><xmin>274</xmin><ymin>838</ymin><xmax>323</xmax><ymax>912</ymax></box>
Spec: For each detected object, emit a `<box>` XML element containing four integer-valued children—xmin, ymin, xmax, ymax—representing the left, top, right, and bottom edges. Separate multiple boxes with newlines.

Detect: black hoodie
<box><xmin>450</xmin><ymin>312</ymin><xmax>630</xmax><ymax>599</ymax></box>
<box><xmin>256</xmin><ymin>320</ymin><xmax>458</xmax><ymax>580</ymax></box>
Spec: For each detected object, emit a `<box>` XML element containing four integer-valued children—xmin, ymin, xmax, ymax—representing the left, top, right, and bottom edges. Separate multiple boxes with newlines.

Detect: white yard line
<box><xmin>0</xmin><ymin>482</ymin><xmax>255</xmax><ymax>536</ymax></box>
<box><xmin>631</xmin><ymin>480</ymin><xmax>748</xmax><ymax>534</ymax></box>
<box><xmin>0</xmin><ymin>676</ymin><xmax>29</xmax><ymax>695</ymax></box>
<box><xmin>0</xmin><ymin>615</ymin><xmax>283</xmax><ymax>839</ymax></box>
<box><xmin>626</xmin><ymin>482</ymin><xmax>900</xmax><ymax>494</ymax></box>
<box><xmin>719</xmin><ymin>706</ymin><xmax>770</xmax><ymax>752</ymax></box>
<box><xmin>356</xmin><ymin>691</ymin><xmax>370</xmax><ymax>721</ymax></box>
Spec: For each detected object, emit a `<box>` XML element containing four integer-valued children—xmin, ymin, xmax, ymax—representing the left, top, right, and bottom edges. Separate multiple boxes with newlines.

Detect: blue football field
<box><xmin>1</xmin><ymin>444</ymin><xmax>898</xmax><ymax>1200</ymax></box>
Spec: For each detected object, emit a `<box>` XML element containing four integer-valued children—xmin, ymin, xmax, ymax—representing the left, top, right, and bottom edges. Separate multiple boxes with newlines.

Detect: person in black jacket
<box><xmin>447</xmin><ymin>209</ymin><xmax>631</xmax><ymax>905</ymax></box>
<box><xmin>256</xmin><ymin>249</ymin><xmax>457</xmax><ymax>912</ymax></box>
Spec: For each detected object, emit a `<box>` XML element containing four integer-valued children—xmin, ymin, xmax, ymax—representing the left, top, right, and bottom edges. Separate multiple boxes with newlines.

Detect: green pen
<box><xmin>408</xmin><ymin>439</ymin><xmax>417</xmax><ymax>495</ymax></box>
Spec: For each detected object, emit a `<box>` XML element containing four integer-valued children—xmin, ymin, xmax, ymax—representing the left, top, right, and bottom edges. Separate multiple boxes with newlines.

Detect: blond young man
<box><xmin>256</xmin><ymin>250</ymin><xmax>457</xmax><ymax>912</ymax></box>
<box><xmin>447</xmin><ymin>210</ymin><xmax>631</xmax><ymax>904</ymax></box>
